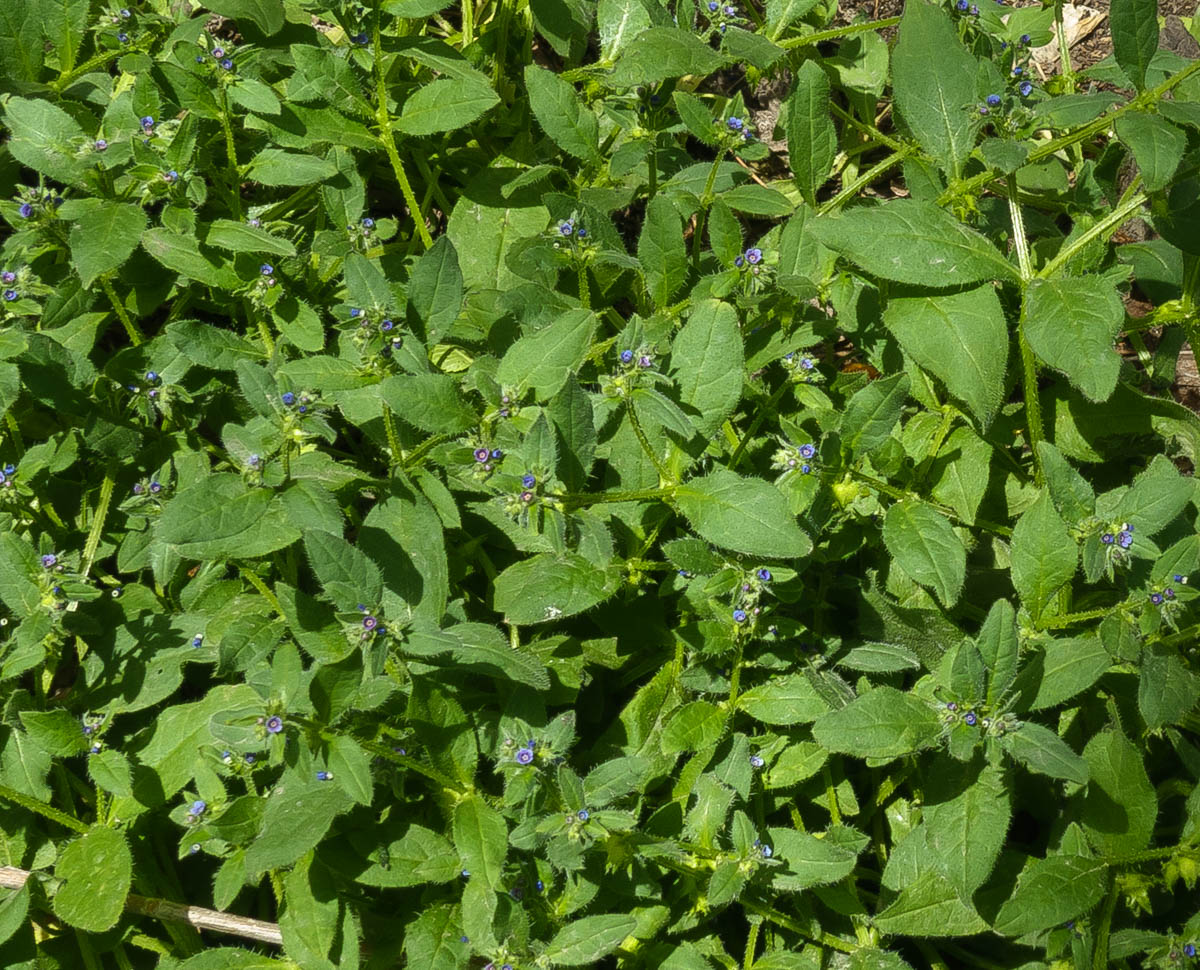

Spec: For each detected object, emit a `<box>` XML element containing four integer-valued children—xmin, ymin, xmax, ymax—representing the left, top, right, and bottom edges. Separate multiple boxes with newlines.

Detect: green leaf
<box><xmin>993</xmin><ymin>854</ymin><xmax>1107</xmax><ymax>935</ymax></box>
<box><xmin>327</xmin><ymin>735</ymin><xmax>374</xmax><ymax>806</ymax></box>
<box><xmin>380</xmin><ymin>374</ymin><xmax>478</xmax><ymax>434</ymax></box>
<box><xmin>638</xmin><ymin>195</ymin><xmax>689</xmax><ymax>309</ymax></box>
<box><xmin>670</xmin><ymin>300</ymin><xmax>744</xmax><ymax>435</ymax></box>
<box><xmin>19</xmin><ymin>710</ymin><xmax>90</xmax><ymax>757</ymax></box>
<box><xmin>1115</xmin><ymin>454</ymin><xmax>1191</xmax><ymax>536</ymax></box>
<box><xmin>812</xmin><ymin>687</ymin><xmax>941</xmax><ymax>760</ymax></box>
<box><xmin>159</xmin><ymin>474</ymin><xmax>300</xmax><ymax>560</ymax></box>
<box><xmin>674</xmin><ymin>91</ymin><xmax>720</xmax><ymax>146</ymax></box>
<box><xmin>874</xmin><ymin>869</ymin><xmax>989</xmax><ymax>936</ymax></box>
<box><xmin>525</xmin><ymin>65</ymin><xmax>600</xmax><ymax>162</ymax></box>
<box><xmin>1036</xmin><ymin>441</ymin><xmax>1095</xmax><ymax>523</ymax></box>
<box><xmin>611</xmin><ymin>27</ymin><xmax>723</xmax><ymax>85</ymax></box>
<box><xmin>493</xmin><ymin>552</ymin><xmax>619</xmax><ymax>624</ymax></box>
<box><xmin>1024</xmin><ymin>277</ymin><xmax>1125</xmax><ymax>402</ymax></box>
<box><xmin>1078</xmin><ymin>730</ymin><xmax>1156</xmax><ymax>855</ymax></box>
<box><xmin>355</xmin><ymin>824</ymin><xmax>459</xmax><ymax>888</ymax></box>
<box><xmin>662</xmin><ymin>700</ymin><xmax>725</xmax><ymax>753</ymax></box>
<box><xmin>303</xmin><ymin>530</ymin><xmax>384</xmax><ymax>611</ymax></box>
<box><xmin>344</xmin><ymin>251</ymin><xmax>394</xmax><ymax>312</ymax></box>
<box><xmin>0</xmin><ymin>881</ymin><xmax>29</xmax><ymax>948</ymax></box>
<box><xmin>497</xmin><ymin>308</ymin><xmax>597</xmax><ymax>401</ymax></box>
<box><xmin>452</xmin><ymin>795</ymin><xmax>507</xmax><ymax>889</ymax></box>
<box><xmin>1138</xmin><ymin>646</ymin><xmax>1200</xmax><ymax>730</ymax></box>
<box><xmin>2</xmin><ymin>97</ymin><xmax>87</xmax><ymax>186</ymax></box>
<box><xmin>247</xmin><ymin>149</ymin><xmax>337</xmax><ymax>186</ymax></box>
<box><xmin>838</xmin><ymin>372</ymin><xmax>911</xmax><ymax>459</ymax></box>
<box><xmin>738</xmin><ymin>674</ymin><xmax>832</xmax><ymax>725</ymax></box>
<box><xmin>69</xmin><ymin>203</ymin><xmax>148</xmax><ymax>288</ymax></box>
<box><xmin>767</xmin><ymin>828</ymin><xmax>858</xmax><ymax>890</ymax></box>
<box><xmin>202</xmin><ymin>0</ymin><xmax>285</xmax><ymax>34</ymax></box>
<box><xmin>404</xmin><ymin>624</ymin><xmax>550</xmax><ymax>689</ymax></box>
<box><xmin>882</xmin><ymin>500</ymin><xmax>966</xmax><ymax>608</ymax></box>
<box><xmin>142</xmin><ymin>229</ymin><xmax>241</xmax><ymax>290</ymax></box>
<box><xmin>1110</xmin><ymin>0</ymin><xmax>1158</xmax><ymax>90</ymax></box>
<box><xmin>597</xmin><ymin>0</ymin><xmax>652</xmax><ymax>60</ymax></box>
<box><xmin>406</xmin><ymin>236</ymin><xmax>463</xmax><ymax>344</ymax></box>
<box><xmin>999</xmin><ymin>721</ymin><xmax>1088</xmax><ymax>784</ymax></box>
<box><xmin>397</xmin><ymin>78</ymin><xmax>499</xmax><ymax>135</ymax></box>
<box><xmin>883</xmin><ymin>285</ymin><xmax>1008</xmax><ymax>428</ymax></box>
<box><xmin>891</xmin><ymin>0</ymin><xmax>980</xmax><ymax>175</ymax></box>
<box><xmin>1010</xmin><ymin>490</ymin><xmax>1077</xmax><ymax>622</ymax></box>
<box><xmin>545</xmin><ymin>914</ymin><xmax>637</xmax><ymax>965</ymax></box>
<box><xmin>245</xmin><ymin>778</ymin><xmax>352</xmax><ymax>874</ymax></box>
<box><xmin>1114</xmin><ymin>112</ymin><xmax>1185</xmax><ymax>192</ymax></box>
<box><xmin>1030</xmin><ymin>636</ymin><xmax>1110</xmax><ymax>710</ymax></box>
<box><xmin>977</xmin><ymin>600</ymin><xmax>1019</xmax><ymax>707</ymax></box>
<box><xmin>52</xmin><ymin>826</ymin><xmax>131</xmax><ymax>932</ymax></box>
<box><xmin>814</xmin><ymin>201</ymin><xmax>1017</xmax><ymax>286</ymax></box>
<box><xmin>923</xmin><ymin>761</ymin><xmax>1010</xmax><ymax>896</ymax></box>
<box><xmin>204</xmin><ymin>219</ymin><xmax>297</xmax><ymax>257</ymax></box>
<box><xmin>786</xmin><ymin>60</ymin><xmax>837</xmax><ymax>206</ymax></box>
<box><xmin>675</xmin><ymin>467</ymin><xmax>812</xmax><ymax>559</ymax></box>
<box><xmin>0</xmin><ymin>3</ymin><xmax>43</xmax><ymax>82</ymax></box>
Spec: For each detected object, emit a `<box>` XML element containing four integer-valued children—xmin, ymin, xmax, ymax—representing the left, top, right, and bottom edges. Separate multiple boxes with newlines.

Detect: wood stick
<box><xmin>0</xmin><ymin>866</ymin><xmax>283</xmax><ymax>947</ymax></box>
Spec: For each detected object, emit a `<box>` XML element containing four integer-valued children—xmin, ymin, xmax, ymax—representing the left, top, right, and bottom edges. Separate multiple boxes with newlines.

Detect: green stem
<box><xmin>1008</xmin><ymin>179</ymin><xmax>1044</xmax><ymax>486</ymax></box>
<box><xmin>647</xmin><ymin>140</ymin><xmax>658</xmax><ymax>200</ymax></box>
<box><xmin>461</xmin><ymin>0</ymin><xmax>474</xmax><ymax>45</ymax></box>
<box><xmin>0</xmin><ymin>783</ymin><xmax>89</xmax><ymax>833</ymax></box>
<box><xmin>238</xmin><ymin>565</ymin><xmax>285</xmax><ymax>618</ymax></box>
<box><xmin>401</xmin><ymin>432</ymin><xmax>451</xmax><ymax>469</ymax></box>
<box><xmin>729</xmin><ymin>380</ymin><xmax>790</xmax><ymax>470</ymax></box>
<box><xmin>819</xmin><ymin>148</ymin><xmax>911</xmax><ymax>215</ymax></box>
<box><xmin>1038</xmin><ymin>606</ymin><xmax>1115</xmax><ymax>629</ymax></box>
<box><xmin>557</xmin><ymin>486</ymin><xmax>676</xmax><ymax>509</ymax></box>
<box><xmin>218</xmin><ymin>86</ymin><xmax>242</xmax><ymax>219</ymax></box>
<box><xmin>374</xmin><ymin>3</ymin><xmax>433</xmax><ymax>250</ymax></box>
<box><xmin>250</xmin><ymin>302</ymin><xmax>275</xmax><ymax>356</ymax></box>
<box><xmin>1055</xmin><ymin>0</ymin><xmax>1076</xmax><ymax>95</ymax></box>
<box><xmin>778</xmin><ymin>16</ymin><xmax>902</xmax><ymax>49</ymax></box>
<box><xmin>692</xmin><ymin>154</ymin><xmax>726</xmax><ymax>271</ymax></box>
<box><xmin>1007</xmin><ymin>178</ymin><xmax>1033</xmax><ymax>282</ymax></box>
<box><xmin>1037</xmin><ymin>191</ymin><xmax>1147</xmax><ymax>281</ymax></box>
<box><xmin>827</xmin><ymin>102</ymin><xmax>908</xmax><ymax>154</ymax></box>
<box><xmin>1092</xmin><ymin>873</ymin><xmax>1119</xmax><ymax>970</ymax></box>
<box><xmin>743</xmin><ymin>919</ymin><xmax>760</xmax><ymax>969</ymax></box>
<box><xmin>382</xmin><ymin>405</ymin><xmax>402</xmax><ymax>468</ymax></box>
<box><xmin>626</xmin><ymin>396</ymin><xmax>673</xmax><ymax>484</ymax></box>
<box><xmin>725</xmin><ymin>639</ymin><xmax>744</xmax><ymax>733</ymax></box>
<box><xmin>740</xmin><ymin>899</ymin><xmax>857</xmax><ymax>954</ymax></box>
<box><xmin>82</xmin><ymin>463</ymin><xmax>116</xmax><ymax>578</ymax></box>
<box><xmin>100</xmin><ymin>278</ymin><xmax>144</xmax><ymax>346</ymax></box>
<box><xmin>576</xmin><ymin>261</ymin><xmax>591</xmax><ymax>309</ymax></box>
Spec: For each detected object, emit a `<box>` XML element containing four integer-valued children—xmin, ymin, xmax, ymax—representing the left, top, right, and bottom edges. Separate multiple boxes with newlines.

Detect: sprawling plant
<box><xmin>1</xmin><ymin>0</ymin><xmax>1200</xmax><ymax>967</ymax></box>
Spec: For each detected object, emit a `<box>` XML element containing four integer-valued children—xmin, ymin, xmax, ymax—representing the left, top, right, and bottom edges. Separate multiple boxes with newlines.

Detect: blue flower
<box><xmin>515</xmin><ymin>747</ymin><xmax>534</xmax><ymax>765</ymax></box>
<box><xmin>248</xmin><ymin>217</ymin><xmax>261</xmax><ymax>228</ymax></box>
<box><xmin>749</xmin><ymin>754</ymin><xmax>764</xmax><ymax>768</ymax></box>
<box><xmin>964</xmin><ymin>711</ymin><xmax>978</xmax><ymax>726</ymax></box>
<box><xmin>1165</xmin><ymin>588</ymin><xmax>1175</xmax><ymax>600</ymax></box>
<box><xmin>164</xmin><ymin>170</ymin><xmax>178</xmax><ymax>182</ymax></box>
<box><xmin>745</xmin><ymin>247</ymin><xmax>762</xmax><ymax>264</ymax></box>
<box><xmin>150</xmin><ymin>481</ymin><xmax>162</xmax><ymax>494</ymax></box>
<box><xmin>117</xmin><ymin>32</ymin><xmax>128</xmax><ymax>43</ymax></box>
<box><xmin>725</xmin><ymin>4</ymin><xmax>736</xmax><ymax>12</ymax></box>
<box><xmin>1</xmin><ymin>272</ymin><xmax>15</xmax><ymax>284</ymax></box>
<box><xmin>620</xmin><ymin>349</ymin><xmax>633</xmax><ymax>363</ymax></box>
<box><xmin>260</xmin><ymin>264</ymin><xmax>273</xmax><ymax>276</ymax></box>
<box><xmin>638</xmin><ymin>355</ymin><xmax>652</xmax><ymax>368</ymax></box>
<box><xmin>757</xmin><ymin>568</ymin><xmax>771</xmax><ymax>581</ymax></box>
<box><xmin>1012</xmin><ymin>66</ymin><xmax>1024</xmax><ymax>76</ymax></box>
<box><xmin>986</xmin><ymin>94</ymin><xmax>1001</xmax><ymax>107</ymax></box>
<box><xmin>362</xmin><ymin>217</ymin><xmax>375</xmax><ymax>229</ymax></box>
<box><xmin>140</xmin><ymin>116</ymin><xmax>154</xmax><ymax>128</ymax></box>
<box><xmin>41</xmin><ymin>554</ymin><xmax>57</xmax><ymax>569</ymax></box>
<box><xmin>1020</xmin><ymin>33</ymin><xmax>1031</xmax><ymax>43</ymax></box>
<box><xmin>799</xmin><ymin>443</ymin><xmax>815</xmax><ymax>458</ymax></box>
<box><xmin>1150</xmin><ymin>593</ymin><xmax>1163</xmax><ymax>605</ymax></box>
<box><xmin>800</xmin><ymin>463</ymin><xmax>812</xmax><ymax>474</ymax></box>
<box><xmin>352</xmin><ymin>32</ymin><xmax>369</xmax><ymax>44</ymax></box>
<box><xmin>1101</xmin><ymin>533</ymin><xmax>1114</xmax><ymax>545</ymax></box>
<box><xmin>1117</xmin><ymin>530</ymin><xmax>1133</xmax><ymax>549</ymax></box>
<box><xmin>192</xmin><ymin>634</ymin><xmax>203</xmax><ymax>647</ymax></box>
<box><xmin>760</xmin><ymin>844</ymin><xmax>772</xmax><ymax>858</ymax></box>
<box><xmin>474</xmin><ymin>447</ymin><xmax>490</xmax><ymax>463</ymax></box>
<box><xmin>460</xmin><ymin>935</ymin><xmax>469</xmax><ymax>944</ymax></box>
<box><xmin>1184</xmin><ymin>943</ymin><xmax>1196</xmax><ymax>957</ymax></box>
<box><xmin>245</xmin><ymin>753</ymin><xmax>256</xmax><ymax>764</ymax></box>
<box><xmin>196</xmin><ymin>54</ymin><xmax>205</xmax><ymax>62</ymax></box>
<box><xmin>191</xmin><ymin>799</ymin><xmax>207</xmax><ymax>815</ymax></box>
<box><xmin>799</xmin><ymin>356</ymin><xmax>815</xmax><ymax>370</ymax></box>
<box><xmin>577</xmin><ymin>227</ymin><xmax>587</xmax><ymax>238</ymax></box>
<box><xmin>18</xmin><ymin>203</ymin><xmax>33</xmax><ymax>218</ymax></box>
<box><xmin>559</xmin><ymin>221</ymin><xmax>574</xmax><ymax>236</ymax></box>
<box><xmin>3</xmin><ymin>290</ymin><xmax>16</xmax><ymax>302</ymax></box>
<box><xmin>266</xmin><ymin>716</ymin><xmax>283</xmax><ymax>734</ymax></box>
<box><xmin>381</xmin><ymin>319</ymin><xmax>394</xmax><ymax>331</ymax></box>
<box><xmin>734</xmin><ymin>255</ymin><xmax>744</xmax><ymax>268</ymax></box>
<box><xmin>281</xmin><ymin>391</ymin><xmax>296</xmax><ymax>406</ymax></box>
<box><xmin>733</xmin><ymin>609</ymin><xmax>747</xmax><ymax>623</ymax></box>
<box><xmin>577</xmin><ymin>809</ymin><xmax>589</xmax><ymax>821</ymax></box>
<box><xmin>1174</xmin><ymin>574</ymin><xmax>1186</xmax><ymax>583</ymax></box>
<box><xmin>490</xmin><ymin>449</ymin><xmax>503</xmax><ymax>460</ymax></box>
<box><xmin>362</xmin><ymin>615</ymin><xmax>378</xmax><ymax>631</ymax></box>
<box><xmin>727</xmin><ymin>117</ymin><xmax>743</xmax><ymax>131</ymax></box>
<box><xmin>1019</xmin><ymin>81</ymin><xmax>1033</xmax><ymax>97</ymax></box>
<box><xmin>317</xmin><ymin>770</ymin><xmax>332</xmax><ymax>780</ymax></box>
<box><xmin>120</xmin><ymin>7</ymin><xmax>131</xmax><ymax>16</ymax></box>
<box><xmin>708</xmin><ymin>1</ymin><xmax>718</xmax><ymax>9</ymax></box>
<box><xmin>522</xmin><ymin>473</ymin><xmax>536</xmax><ymax>488</ymax></box>
<box><xmin>212</xmin><ymin>47</ymin><xmax>225</xmax><ymax>59</ymax></box>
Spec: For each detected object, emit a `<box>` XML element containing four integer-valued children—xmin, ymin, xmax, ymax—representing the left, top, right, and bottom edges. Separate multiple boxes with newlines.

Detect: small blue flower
<box><xmin>757</xmin><ymin>568</ymin><xmax>771</xmax><ymax>582</ymax></box>
<box><xmin>460</xmin><ymin>935</ymin><xmax>469</xmax><ymax>944</ymax></box>
<box><xmin>350</xmin><ymin>308</ymin><xmax>362</xmax><ymax>318</ymax></box>
<box><xmin>799</xmin><ymin>356</ymin><xmax>815</xmax><ymax>370</ymax></box>
<box><xmin>760</xmin><ymin>844</ymin><xmax>772</xmax><ymax>858</ymax></box>
<box><xmin>266</xmin><ymin>716</ymin><xmax>283</xmax><ymax>734</ymax></box>
<box><xmin>18</xmin><ymin>203</ymin><xmax>33</xmax><ymax>219</ymax></box>
<box><xmin>248</xmin><ymin>217</ymin><xmax>261</xmax><ymax>228</ymax></box>
<box><xmin>1174</xmin><ymin>574</ymin><xmax>1186</xmax><ymax>583</ymax></box>
<box><xmin>1</xmin><ymin>272</ymin><xmax>15</xmax><ymax>284</ymax></box>
<box><xmin>733</xmin><ymin>609</ymin><xmax>747</xmax><ymax>623</ymax></box>
<box><xmin>140</xmin><ymin>116</ymin><xmax>154</xmax><ymax>128</ymax></box>
<box><xmin>1101</xmin><ymin>533</ymin><xmax>1114</xmax><ymax>545</ymax></box>
<box><xmin>727</xmin><ymin>116</ymin><xmax>743</xmax><ymax>131</ymax></box>
<box><xmin>120</xmin><ymin>7</ymin><xmax>131</xmax><ymax>16</ymax></box>
<box><xmin>1184</xmin><ymin>943</ymin><xmax>1196</xmax><ymax>958</ymax></box>
<box><xmin>362</xmin><ymin>217</ymin><xmax>375</xmax><ymax>229</ymax></box>
<box><xmin>381</xmin><ymin>319</ymin><xmax>394</xmax><ymax>331</ymax></box>
<box><xmin>749</xmin><ymin>754</ymin><xmax>764</xmax><ymax>768</ymax></box>
<box><xmin>620</xmin><ymin>349</ymin><xmax>634</xmax><ymax>363</ymax></box>
<box><xmin>1019</xmin><ymin>81</ymin><xmax>1033</xmax><ymax>97</ymax></box>
<box><xmin>245</xmin><ymin>753</ymin><xmax>256</xmax><ymax>764</ymax></box>
<box><xmin>132</xmin><ymin>483</ymin><xmax>144</xmax><ymax>495</ymax></box>
<box><xmin>196</xmin><ymin>54</ymin><xmax>205</xmax><ymax>62</ymax></box>
<box><xmin>191</xmin><ymin>799</ymin><xmax>207</xmax><ymax>815</ymax></box>
<box><xmin>577</xmin><ymin>809</ymin><xmax>589</xmax><ymax>821</ymax></box>
<box><xmin>638</xmin><ymin>355</ymin><xmax>652</xmax><ymax>368</ymax></box>
<box><xmin>986</xmin><ymin>94</ymin><xmax>1001</xmax><ymax>107</ymax></box>
<box><xmin>3</xmin><ymin>290</ymin><xmax>16</xmax><ymax>302</ymax></box>
<box><xmin>490</xmin><ymin>448</ymin><xmax>503</xmax><ymax>460</ymax></box>
<box><xmin>522</xmin><ymin>473</ymin><xmax>536</xmax><ymax>489</ymax></box>
<box><xmin>1117</xmin><ymin>530</ymin><xmax>1133</xmax><ymax>549</ymax></box>
<box><xmin>352</xmin><ymin>32</ymin><xmax>369</xmax><ymax>45</ymax></box>
<box><xmin>260</xmin><ymin>264</ymin><xmax>273</xmax><ymax>276</ymax></box>
<box><xmin>164</xmin><ymin>170</ymin><xmax>178</xmax><ymax>182</ymax></box>
<box><xmin>1020</xmin><ymin>33</ymin><xmax>1031</xmax><ymax>43</ymax></box>
<box><xmin>745</xmin><ymin>247</ymin><xmax>762</xmax><ymax>264</ymax></box>
<box><xmin>473</xmin><ymin>447</ymin><xmax>490</xmax><ymax>463</ymax></box>
<box><xmin>150</xmin><ymin>481</ymin><xmax>162</xmax><ymax>494</ymax></box>
<box><xmin>317</xmin><ymin>770</ymin><xmax>332</xmax><ymax>780</ymax></box>
<box><xmin>708</xmin><ymin>1</ymin><xmax>718</xmax><ymax>9</ymax></box>
<box><xmin>734</xmin><ymin>254</ymin><xmax>744</xmax><ymax>268</ymax></box>
<box><xmin>800</xmin><ymin>463</ymin><xmax>811</xmax><ymax>474</ymax></box>
<box><xmin>559</xmin><ymin>221</ymin><xmax>574</xmax><ymax>236</ymax></box>
<box><xmin>576</xmin><ymin>227</ymin><xmax>587</xmax><ymax>238</ymax></box>
<box><xmin>212</xmin><ymin>47</ymin><xmax>227</xmax><ymax>58</ymax></box>
<box><xmin>725</xmin><ymin>4</ymin><xmax>736</xmax><ymax>12</ymax></box>
<box><xmin>117</xmin><ymin>32</ymin><xmax>128</xmax><ymax>43</ymax></box>
<box><xmin>1165</xmin><ymin>588</ymin><xmax>1175</xmax><ymax>600</ymax></box>
<box><xmin>363</xmin><ymin>615</ymin><xmax>378</xmax><ymax>631</ymax></box>
<box><xmin>1012</xmin><ymin>66</ymin><xmax>1024</xmax><ymax>76</ymax></box>
<box><xmin>515</xmin><ymin>747</ymin><xmax>534</xmax><ymax>765</ymax></box>
<box><xmin>192</xmin><ymin>634</ymin><xmax>203</xmax><ymax>647</ymax></box>
<box><xmin>956</xmin><ymin>0</ymin><xmax>968</xmax><ymax>8</ymax></box>
<box><xmin>461</xmin><ymin>869</ymin><xmax>470</xmax><ymax>879</ymax></box>
<box><xmin>281</xmin><ymin>391</ymin><xmax>296</xmax><ymax>406</ymax></box>
<box><xmin>964</xmin><ymin>711</ymin><xmax>978</xmax><ymax>726</ymax></box>
<box><xmin>41</xmin><ymin>554</ymin><xmax>57</xmax><ymax>569</ymax></box>
<box><xmin>1150</xmin><ymin>593</ymin><xmax>1163</xmax><ymax>605</ymax></box>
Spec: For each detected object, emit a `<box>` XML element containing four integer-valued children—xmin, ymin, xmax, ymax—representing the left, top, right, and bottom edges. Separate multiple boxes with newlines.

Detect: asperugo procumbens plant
<box><xmin>3</xmin><ymin>0</ymin><xmax>1200</xmax><ymax>967</ymax></box>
